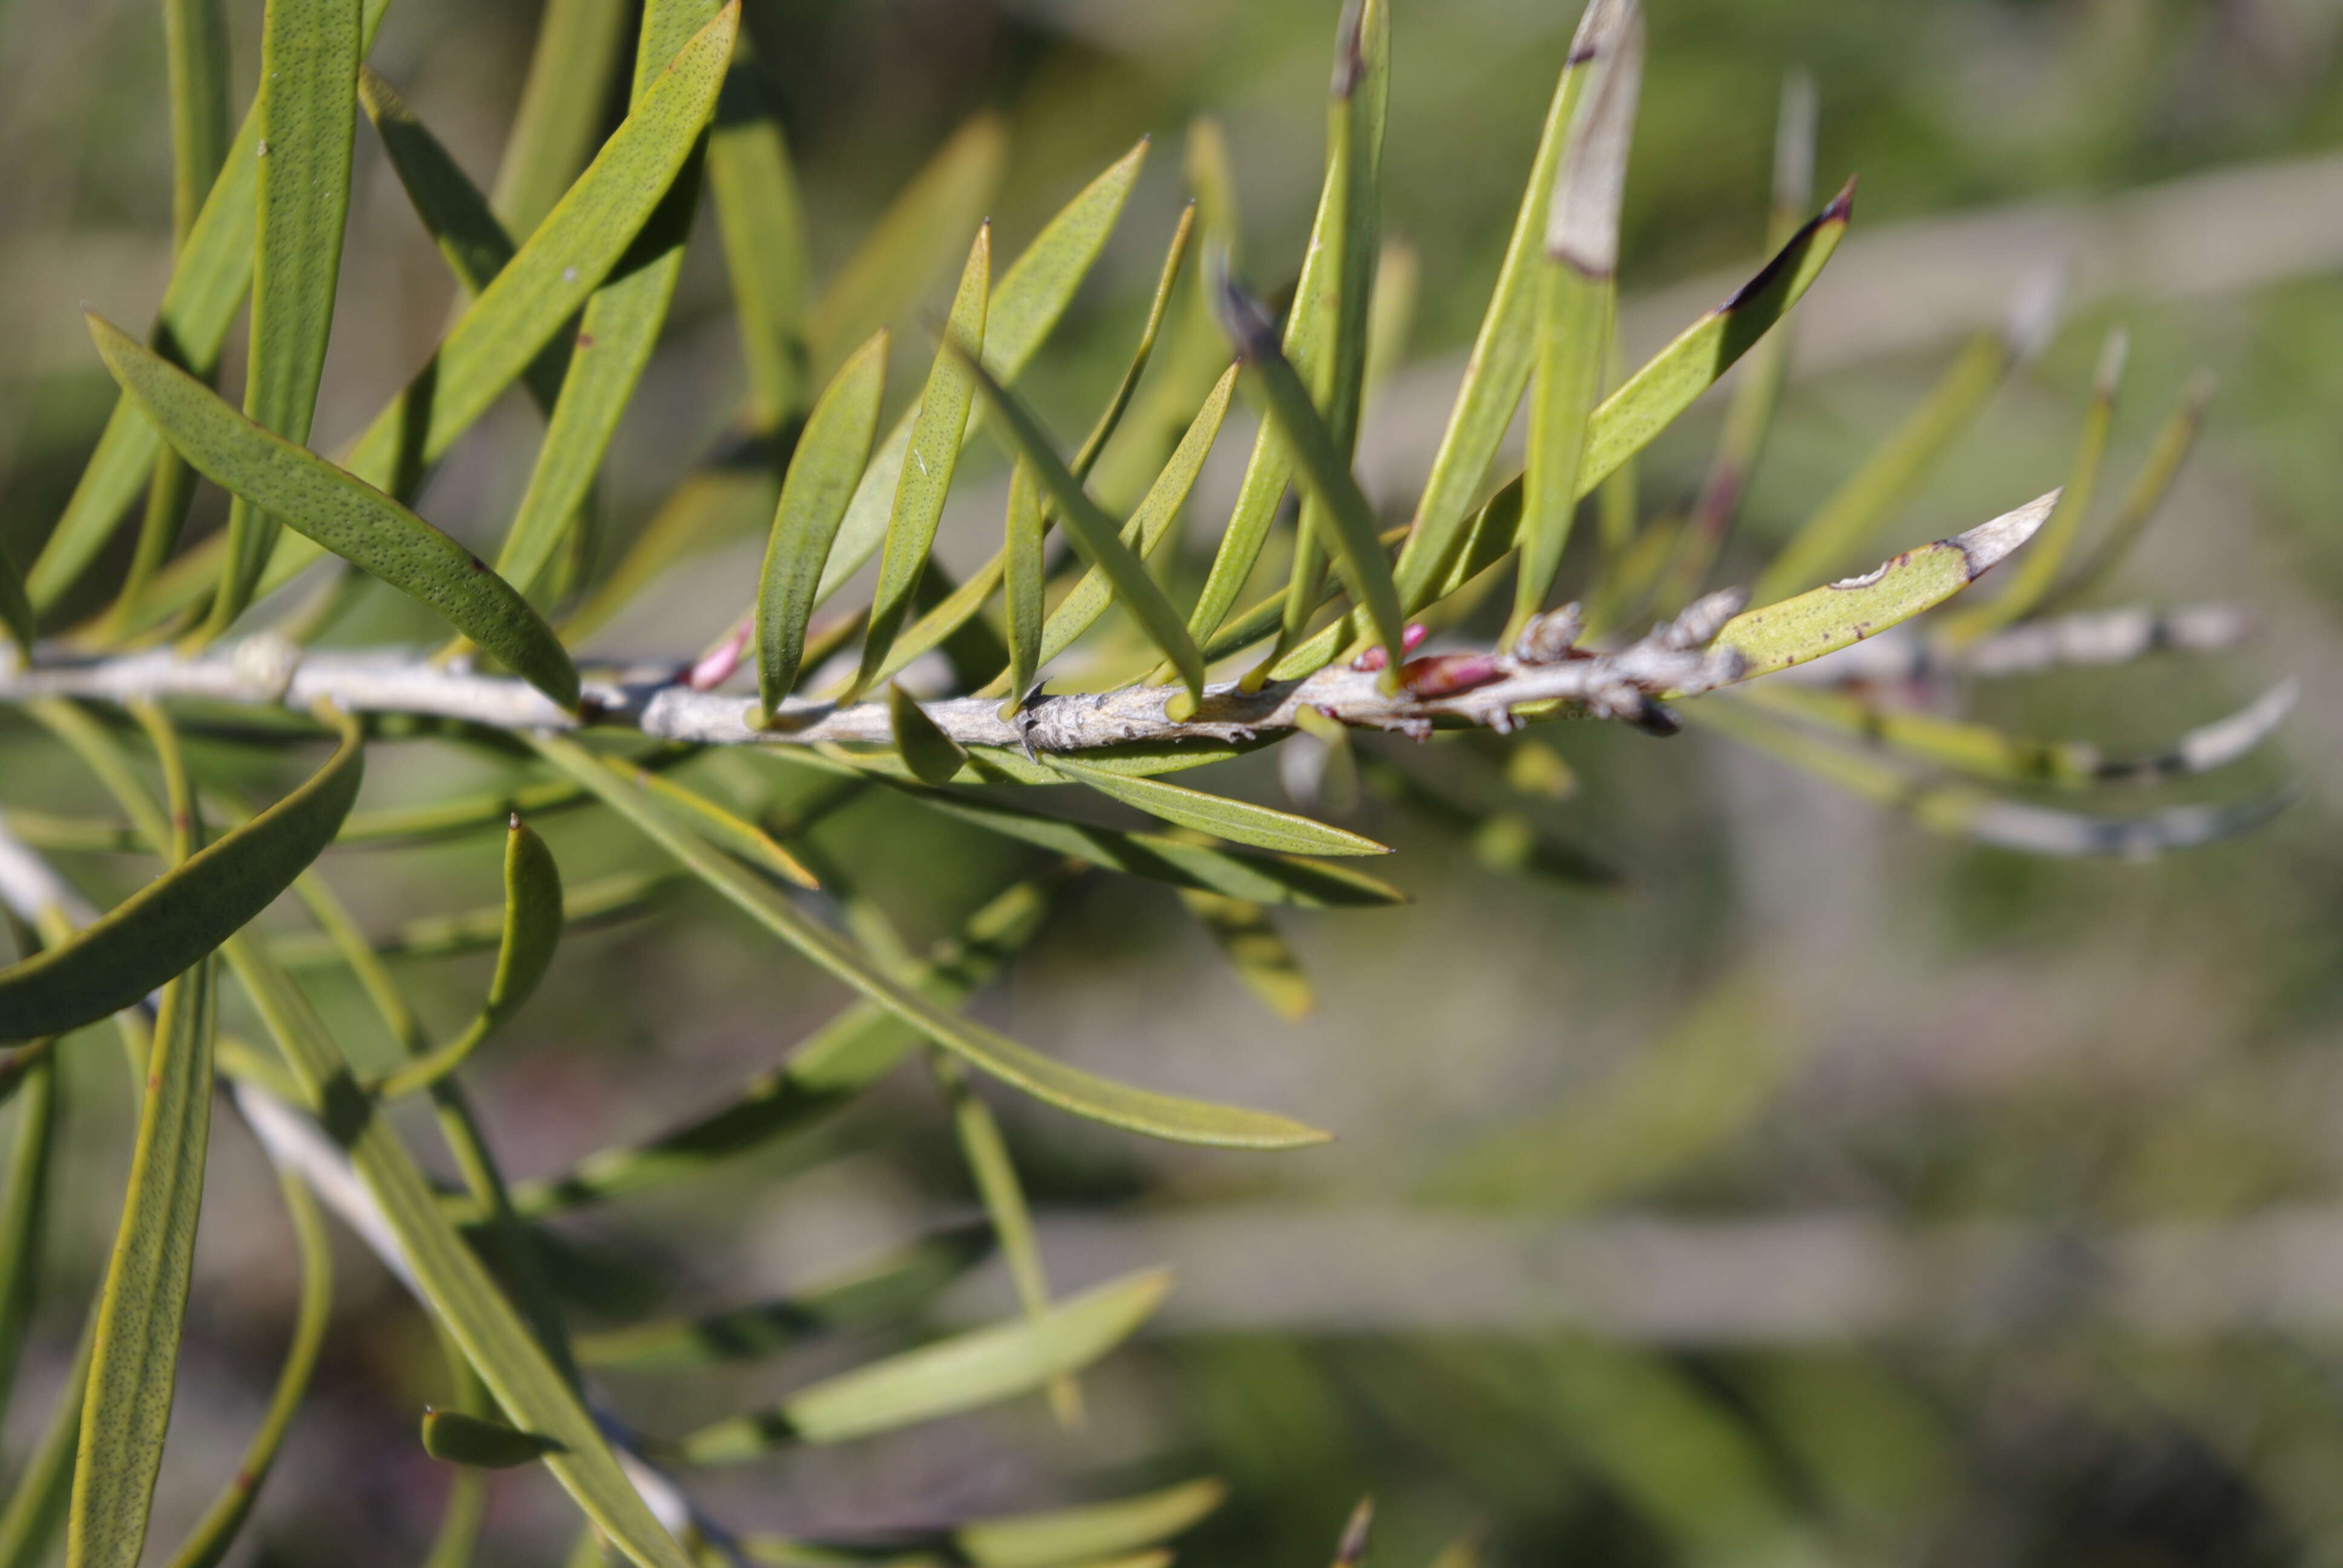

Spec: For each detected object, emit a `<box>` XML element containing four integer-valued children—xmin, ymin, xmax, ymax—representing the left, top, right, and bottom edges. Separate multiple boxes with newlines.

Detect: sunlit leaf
<box><xmin>850</xmin><ymin>226</ymin><xmax>989</xmax><ymax>697</ymax></box>
<box><xmin>0</xmin><ymin>703</ymin><xmax>362</xmax><ymax>1041</ymax></box>
<box><xmin>85</xmin><ymin>316</ymin><xmax>580</xmax><ymax>710</ymax></box>
<box><xmin>1706</xmin><ymin>490</ymin><xmax>2056</xmax><ymax>684</ymax></box>
<box><xmin>1044</xmin><ymin>757</ymin><xmax>1389</xmax><ymax>857</ymax></box>
<box><xmin>757</xmin><ymin>332</ymin><xmax>888</xmax><ymax>715</ymax></box>
<box><xmin>956</xmin><ymin>1479</ymin><xmax>1228</xmax><ymax>1568</ymax></box>
<box><xmin>675</xmin><ymin>1270</ymin><xmax>1171</xmax><ymax>1459</ymax></box>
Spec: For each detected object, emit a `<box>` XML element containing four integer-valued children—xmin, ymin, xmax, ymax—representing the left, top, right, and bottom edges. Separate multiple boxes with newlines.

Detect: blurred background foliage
<box><xmin>4</xmin><ymin>0</ymin><xmax>2343</xmax><ymax>1564</ymax></box>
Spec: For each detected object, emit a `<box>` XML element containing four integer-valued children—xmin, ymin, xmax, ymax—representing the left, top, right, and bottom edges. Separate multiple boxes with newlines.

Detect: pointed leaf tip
<box><xmin>1950</xmin><ymin>488</ymin><xmax>2059</xmax><ymax>580</ymax></box>
<box><xmin>1544</xmin><ymin>2</ymin><xmax>1645</xmax><ymax>275</ymax></box>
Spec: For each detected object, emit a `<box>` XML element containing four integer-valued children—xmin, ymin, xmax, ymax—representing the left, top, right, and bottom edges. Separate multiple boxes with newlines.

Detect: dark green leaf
<box><xmin>890</xmin><ymin>686</ymin><xmax>970</xmax><ymax>787</ymax></box>
<box><xmin>421</xmin><ymin>1410</ymin><xmax>564</xmax><ymax>1470</ymax></box>
<box><xmin>756</xmin><ymin>331</ymin><xmax>888</xmax><ymax>715</ymax></box>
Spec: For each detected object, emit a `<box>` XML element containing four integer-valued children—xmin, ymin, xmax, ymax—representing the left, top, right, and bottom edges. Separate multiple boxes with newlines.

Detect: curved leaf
<box><xmin>708</xmin><ymin>47</ymin><xmax>812</xmax><ymax>428</ymax></box>
<box><xmin>0</xmin><ymin>546</ymin><xmax>30</xmax><ymax>658</ymax></box>
<box><xmin>86</xmin><ymin>315</ymin><xmax>579</xmax><ymax>709</ymax></box>
<box><xmin>890</xmin><ymin>686</ymin><xmax>969</xmax><ymax>787</ymax></box>
<box><xmin>526</xmin><ymin>734</ymin><xmax>1328</xmax><ymax>1149</ymax></box>
<box><xmin>756</xmin><ymin>330</ymin><xmax>888</xmax><ymax>715</ymax></box>
<box><xmin>1709</xmin><ymin>490</ymin><xmax>2057</xmax><ymax>683</ymax></box>
<box><xmin>958</xmin><ymin>1479</ymin><xmax>1228</xmax><ymax>1568</ymax></box>
<box><xmin>0</xmin><ymin>706</ymin><xmax>363</xmax><ymax>1041</ymax></box>
<box><xmin>0</xmin><ymin>1044</ymin><xmax>56</xmax><ymax>1429</ymax></box>
<box><xmin>372</xmin><ymin>818</ymin><xmax>564</xmax><ymax>1099</ymax></box>
<box><xmin>206</xmin><ymin>0</ymin><xmax>363</xmax><ymax>634</ymax></box>
<box><xmin>676</xmin><ymin>1270</ymin><xmax>1171</xmax><ymax>1459</ymax></box>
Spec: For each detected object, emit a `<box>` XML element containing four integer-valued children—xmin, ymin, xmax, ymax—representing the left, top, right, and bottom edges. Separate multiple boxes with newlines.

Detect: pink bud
<box><xmin>1351</xmin><ymin>623</ymin><xmax>1430</xmax><ymax>671</ymax></box>
<box><xmin>1399</xmin><ymin>652</ymin><xmax>1504</xmax><ymax>698</ymax></box>
<box><xmin>688</xmin><ymin>618</ymin><xmax>752</xmax><ymax>691</ymax></box>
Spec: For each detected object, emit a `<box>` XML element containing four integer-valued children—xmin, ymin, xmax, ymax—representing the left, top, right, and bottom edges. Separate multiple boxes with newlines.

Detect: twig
<box><xmin>0</xmin><ymin>596</ymin><xmax>1750</xmax><ymax>752</ymax></box>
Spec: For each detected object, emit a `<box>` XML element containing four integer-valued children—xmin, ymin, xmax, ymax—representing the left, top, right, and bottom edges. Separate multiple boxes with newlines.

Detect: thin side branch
<box><xmin>0</xmin><ymin>595</ymin><xmax>1750</xmax><ymax>752</ymax></box>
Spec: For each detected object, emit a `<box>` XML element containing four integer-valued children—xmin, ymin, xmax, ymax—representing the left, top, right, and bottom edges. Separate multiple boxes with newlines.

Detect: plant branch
<box><xmin>0</xmin><ymin>595</ymin><xmax>1751</xmax><ymax>751</ymax></box>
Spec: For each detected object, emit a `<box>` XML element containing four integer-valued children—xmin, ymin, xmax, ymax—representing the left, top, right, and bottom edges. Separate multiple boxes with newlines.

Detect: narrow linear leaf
<box><xmin>1516</xmin><ymin>6</ymin><xmax>1641</xmax><ymax>634</ymax></box>
<box><xmin>757</xmin><ymin>331</ymin><xmax>887</xmax><ymax>715</ymax></box>
<box><xmin>527</xmin><ymin>733</ymin><xmax>1327</xmax><ymax>1149</ymax></box>
<box><xmin>957</xmin><ymin>349</ymin><xmax>1207</xmax><ymax>701</ymax></box>
<box><xmin>24</xmin><ymin>0</ymin><xmax>396</xmax><ymax>614</ymax></box>
<box><xmin>891</xmin><ymin>686</ymin><xmax>970</xmax><ymax>787</ymax></box>
<box><xmin>373</xmin><ymin>818</ymin><xmax>563</xmax><ymax>1099</ymax></box>
<box><xmin>87</xmin><ymin>315</ymin><xmax>580</xmax><ymax>709</ymax></box>
<box><xmin>330</xmin><ymin>746</ymin><xmax>695</xmax><ymax>845</ymax></box>
<box><xmin>1000</xmin><ymin>460</ymin><xmax>1048</xmax><ymax>713</ymax></box>
<box><xmin>675</xmin><ymin>1270</ymin><xmax>1172</xmax><ymax>1460</ymax></box>
<box><xmin>159</xmin><ymin>1171</ymin><xmax>332</xmax><ymax>1568</ymax></box>
<box><xmin>422</xmin><ymin>1409</ymin><xmax>565</xmax><ymax>1469</ymax></box>
<box><xmin>860</xmin><ymin>770</ymin><xmax>1405</xmax><ymax>909</ymax></box>
<box><xmin>1179</xmin><ymin>892</ymin><xmax>1314</xmax><ymax>1022</ymax></box>
<box><xmin>814</xmin><ymin>140</ymin><xmax>1149</xmax><ymax>607</ymax></box>
<box><xmin>0</xmin><ymin>546</ymin><xmax>31</xmax><ymax>657</ymax></box>
<box><xmin>984</xmin><ymin>364</ymin><xmax>1238</xmax><ymax>696</ymax></box>
<box><xmin>709</xmin><ymin>46</ymin><xmax>812</xmax><ymax>428</ymax></box>
<box><xmin>958</xmin><ymin>1479</ymin><xmax>1228</xmax><ymax>1568</ymax></box>
<box><xmin>206</xmin><ymin>0</ymin><xmax>363</xmax><ymax>635</ymax></box>
<box><xmin>1211</xmin><ymin>274</ymin><xmax>1407</xmax><ymax>675</ymax></box>
<box><xmin>69</xmin><ymin>708</ymin><xmax>216</xmax><ymax>1568</ymax></box>
<box><xmin>163</xmin><ymin>0</ymin><xmax>232</xmax><ymax>246</ymax></box>
<box><xmin>0</xmin><ymin>704</ymin><xmax>363</xmax><ymax>1041</ymax></box>
<box><xmin>0</xmin><ymin>1047</ymin><xmax>57</xmax><ymax>1428</ymax></box>
<box><xmin>511</xmin><ymin>872</ymin><xmax>1064</xmax><ymax>1217</ymax></box>
<box><xmin>1707</xmin><ymin>489</ymin><xmax>2057</xmax><ymax>684</ymax></box>
<box><xmin>622</xmin><ymin>768</ymin><xmax>819</xmax><ymax>889</ymax></box>
<box><xmin>273</xmin><ymin>869</ymin><xmax>673</xmax><ymax>969</ymax></box>
<box><xmin>2041</xmin><ymin>371</ymin><xmax>2212</xmax><ymax>612</ymax></box>
<box><xmin>1044</xmin><ymin>757</ymin><xmax>1389</xmax><ymax>858</ymax></box>
<box><xmin>575</xmin><ymin>1226</ymin><xmax>992</xmax><ymax>1371</ymax></box>
<box><xmin>490</xmin><ymin>0</ymin><xmax>631</xmax><ymax>238</ymax></box>
<box><xmin>0</xmin><ymin>1309</ymin><xmax>98</xmax><ymax>1568</ymax></box>
<box><xmin>850</xmin><ymin>227</ymin><xmax>989</xmax><ymax>697</ymax></box>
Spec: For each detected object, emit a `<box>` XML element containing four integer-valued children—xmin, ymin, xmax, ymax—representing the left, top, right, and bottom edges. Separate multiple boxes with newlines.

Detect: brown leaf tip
<box><xmin>1335</xmin><ymin>1498</ymin><xmax>1376</xmax><ymax>1567</ymax></box>
<box><xmin>1210</xmin><ymin>264</ymin><xmax>1282</xmax><ymax>363</ymax></box>
<box><xmin>1823</xmin><ymin>172</ymin><xmax>1858</xmax><ymax>224</ymax></box>
<box><xmin>1332</xmin><ymin>0</ymin><xmax>1368</xmax><ymax>97</ymax></box>
<box><xmin>507</xmin><ymin>811</ymin><xmax>521</xmax><ymax>831</ymax></box>
<box><xmin>1948</xmin><ymin>489</ymin><xmax>2061</xmax><ymax>581</ymax></box>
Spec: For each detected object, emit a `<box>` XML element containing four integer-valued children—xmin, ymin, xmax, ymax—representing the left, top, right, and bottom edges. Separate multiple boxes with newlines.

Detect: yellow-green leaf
<box><xmin>958</xmin><ymin>1479</ymin><xmax>1228</xmax><ymax>1568</ymax></box>
<box><xmin>708</xmin><ymin>47</ymin><xmax>811</xmax><ymax>428</ymax></box>
<box><xmin>86</xmin><ymin>315</ymin><xmax>580</xmax><ymax>709</ymax></box>
<box><xmin>1045</xmin><ymin>757</ymin><xmax>1389</xmax><ymax>857</ymax></box>
<box><xmin>1709</xmin><ymin>489</ymin><xmax>2057</xmax><ymax>684</ymax></box>
<box><xmin>756</xmin><ymin>331</ymin><xmax>887</xmax><ymax>716</ymax></box>
<box><xmin>490</xmin><ymin>0</ymin><xmax>631</xmax><ymax>239</ymax></box>
<box><xmin>0</xmin><ymin>705</ymin><xmax>363</xmax><ymax>1041</ymax></box>
<box><xmin>1179</xmin><ymin>892</ymin><xmax>1314</xmax><ymax>1022</ymax></box>
<box><xmin>675</xmin><ymin>1270</ymin><xmax>1171</xmax><ymax>1459</ymax></box>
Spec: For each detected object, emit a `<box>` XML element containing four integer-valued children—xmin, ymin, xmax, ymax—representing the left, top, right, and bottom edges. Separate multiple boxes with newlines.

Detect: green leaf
<box><xmin>609</xmin><ymin>768</ymin><xmax>819</xmax><ymax>889</ymax></box>
<box><xmin>958</xmin><ymin>1479</ymin><xmax>1228</xmax><ymax>1568</ymax></box>
<box><xmin>163</xmin><ymin>0</ymin><xmax>232</xmax><ymax>247</ymax></box>
<box><xmin>850</xmin><ymin>227</ymin><xmax>990</xmax><ymax>697</ymax></box>
<box><xmin>807</xmin><ymin>116</ymin><xmax>1006</xmax><ymax>377</ymax></box>
<box><xmin>0</xmin><ymin>1308</ymin><xmax>97</xmax><ymax>1568</ymax></box>
<box><xmin>814</xmin><ymin>140</ymin><xmax>1149</xmax><ymax>608</ymax></box>
<box><xmin>0</xmin><ymin>1045</ymin><xmax>56</xmax><ymax>1430</ymax></box>
<box><xmin>526</xmin><ymin>733</ymin><xmax>1327</xmax><ymax>1149</ymax></box>
<box><xmin>675</xmin><ymin>1270</ymin><xmax>1171</xmax><ymax>1460</ymax></box>
<box><xmin>1179</xmin><ymin>892</ymin><xmax>1314</xmax><ymax>1022</ymax></box>
<box><xmin>1941</xmin><ymin>326</ymin><xmax>2126</xmax><ymax>641</ymax></box>
<box><xmin>70</xmin><ymin>708</ymin><xmax>217</xmax><ymax>1568</ymax></box>
<box><xmin>984</xmin><ymin>364</ymin><xmax>1238</xmax><ymax>697</ymax></box>
<box><xmin>158</xmin><ymin>1171</ymin><xmax>332</xmax><ymax>1568</ymax></box>
<box><xmin>509</xmin><ymin>872</ymin><xmax>1064</xmax><ymax>1216</ymax></box>
<box><xmin>1751</xmin><ymin>321</ymin><xmax>2017</xmax><ymax>604</ymax></box>
<box><xmin>1515</xmin><ymin>8</ymin><xmax>1641</xmax><ymax>635</ymax></box>
<box><xmin>490</xmin><ymin>0</ymin><xmax>632</xmax><ymax>239</ymax></box>
<box><xmin>22</xmin><ymin>0</ymin><xmax>396</xmax><ymax>615</ymax></box>
<box><xmin>2039</xmin><ymin>371</ymin><xmax>2212</xmax><ymax>613</ymax></box>
<box><xmin>85</xmin><ymin>314</ymin><xmax>580</xmax><ymax>709</ymax></box>
<box><xmin>865</xmin><ymin>772</ymin><xmax>1405</xmax><ymax>909</ymax></box>
<box><xmin>273</xmin><ymin>868</ymin><xmax>673</xmax><ymax>969</ymax></box>
<box><xmin>0</xmin><ymin>544</ymin><xmax>31</xmax><ymax>658</ymax></box>
<box><xmin>1044</xmin><ymin>757</ymin><xmax>1389</xmax><ymax>857</ymax></box>
<box><xmin>1262</xmin><ymin>0</ymin><xmax>1389</xmax><ymax>678</ymax></box>
<box><xmin>708</xmin><ymin>47</ymin><xmax>812</xmax><ymax>429</ymax></box>
<box><xmin>421</xmin><ymin>1409</ymin><xmax>565</xmax><ymax>1469</ymax></box>
<box><xmin>756</xmin><ymin>331</ymin><xmax>888</xmax><ymax>716</ymax></box>
<box><xmin>372</xmin><ymin>818</ymin><xmax>564</xmax><ymax>1099</ymax></box>
<box><xmin>957</xmin><ymin>350</ymin><xmax>1207</xmax><ymax>702</ymax></box>
<box><xmin>205</xmin><ymin>0</ymin><xmax>363</xmax><ymax>636</ymax></box>
<box><xmin>1211</xmin><ymin>273</ymin><xmax>1408</xmax><ymax>676</ymax></box>
<box><xmin>890</xmin><ymin>685</ymin><xmax>970</xmax><ymax>787</ymax></box>
<box><xmin>0</xmin><ymin>704</ymin><xmax>363</xmax><ymax>1042</ymax></box>
<box><xmin>574</xmin><ymin>1226</ymin><xmax>992</xmax><ymax>1371</ymax></box>
<box><xmin>1708</xmin><ymin>490</ymin><xmax>2057</xmax><ymax>684</ymax></box>
<box><xmin>1391</xmin><ymin>0</ymin><xmax>1633</xmax><ymax>612</ymax></box>
<box><xmin>999</xmin><ymin>461</ymin><xmax>1048</xmax><ymax>714</ymax></box>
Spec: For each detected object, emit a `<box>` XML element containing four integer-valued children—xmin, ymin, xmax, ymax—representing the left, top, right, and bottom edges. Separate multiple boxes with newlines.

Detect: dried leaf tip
<box><xmin>1334</xmin><ymin>1497</ymin><xmax>1376</xmax><ymax>1568</ymax></box>
<box><xmin>1950</xmin><ymin>488</ymin><xmax>2061</xmax><ymax>580</ymax></box>
<box><xmin>1565</xmin><ymin>0</ymin><xmax>1633</xmax><ymax>66</ymax></box>
<box><xmin>1209</xmin><ymin>260</ymin><xmax>1282</xmax><ymax>362</ymax></box>
<box><xmin>1544</xmin><ymin>2</ymin><xmax>1645</xmax><ymax>275</ymax></box>
<box><xmin>2094</xmin><ymin>325</ymin><xmax>2131</xmax><ymax>399</ymax></box>
<box><xmin>507</xmin><ymin>811</ymin><xmax>520</xmax><ymax>831</ymax></box>
<box><xmin>1332</xmin><ymin>0</ymin><xmax>1368</xmax><ymax>97</ymax></box>
<box><xmin>2002</xmin><ymin>260</ymin><xmax>2067</xmax><ymax>364</ymax></box>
